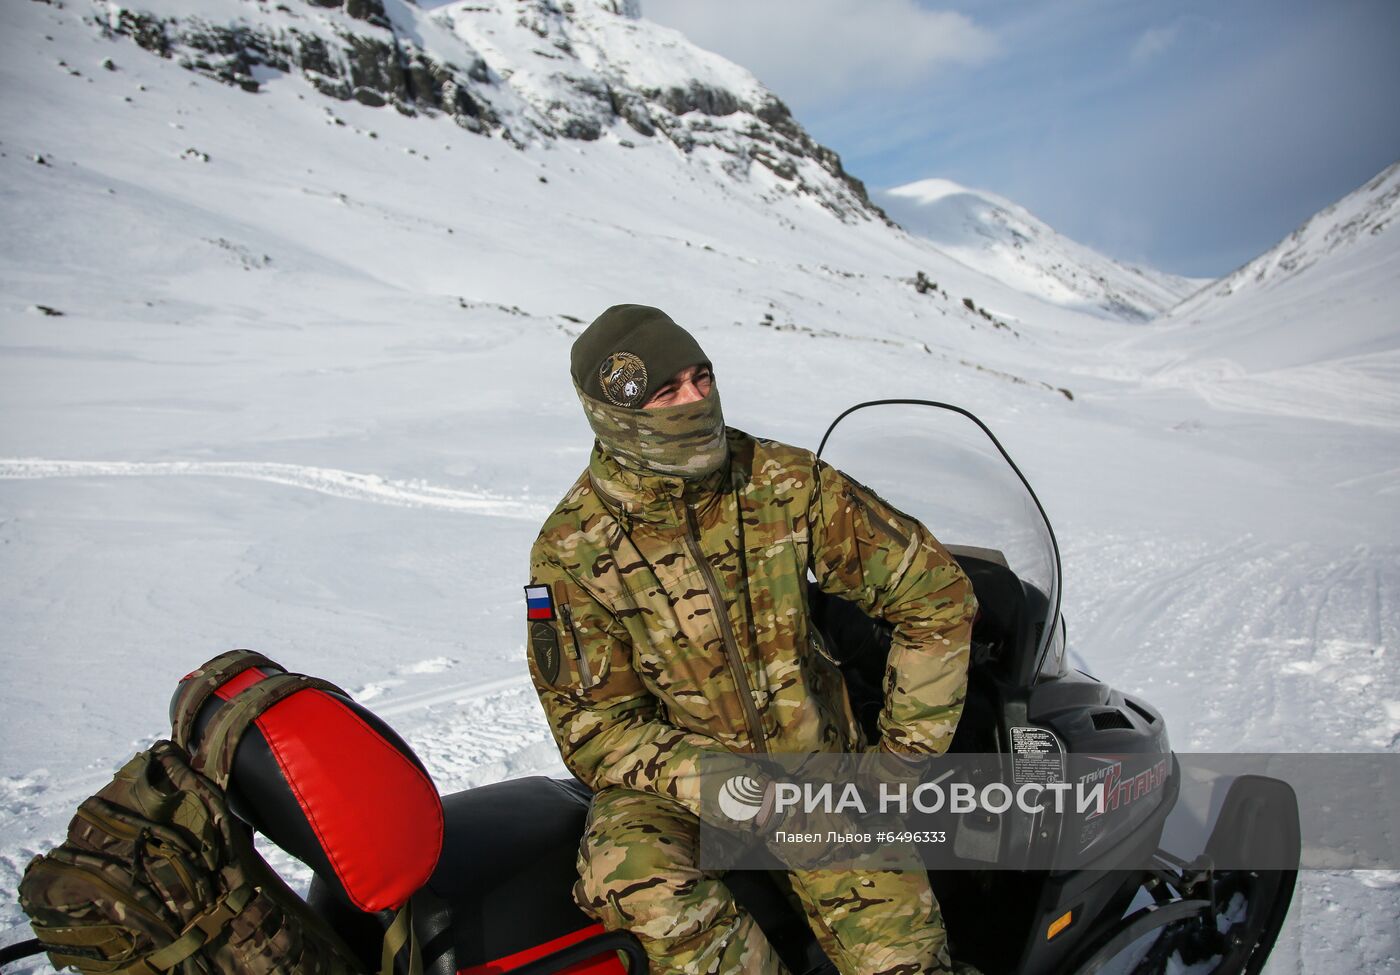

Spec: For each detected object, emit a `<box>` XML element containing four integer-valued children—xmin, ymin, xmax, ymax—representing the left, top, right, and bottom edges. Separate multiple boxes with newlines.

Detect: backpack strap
<box><xmin>0</xmin><ymin>939</ymin><xmax>43</xmax><ymax>966</ymax></box>
<box><xmin>381</xmin><ymin>902</ymin><xmax>422</xmax><ymax>975</ymax></box>
<box><xmin>136</xmin><ymin>882</ymin><xmax>258</xmax><ymax>973</ymax></box>
<box><xmin>171</xmin><ymin>649</ymin><xmax>282</xmax><ymax>750</ymax></box>
<box><xmin>190</xmin><ymin>672</ymin><xmax>349</xmax><ymax>788</ymax></box>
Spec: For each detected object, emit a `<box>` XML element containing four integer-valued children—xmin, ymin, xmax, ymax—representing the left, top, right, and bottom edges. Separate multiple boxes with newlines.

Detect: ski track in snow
<box><xmin>406</xmin><ymin>684</ymin><xmax>562</xmax><ymax>794</ymax></box>
<box><xmin>1147</xmin><ymin>354</ymin><xmax>1400</xmax><ymax>429</ymax></box>
<box><xmin>1065</xmin><ymin>532</ymin><xmax>1400</xmax><ymax>973</ymax></box>
<box><xmin>1066</xmin><ymin>533</ymin><xmax>1399</xmax><ymax>753</ymax></box>
<box><xmin>0</xmin><ymin>459</ymin><xmax>550</xmax><ymax>521</ymax></box>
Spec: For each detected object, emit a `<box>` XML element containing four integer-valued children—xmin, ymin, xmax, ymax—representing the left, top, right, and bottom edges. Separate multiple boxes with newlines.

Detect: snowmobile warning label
<box><xmin>1011</xmin><ymin>727</ymin><xmax>1064</xmax><ymax>784</ymax></box>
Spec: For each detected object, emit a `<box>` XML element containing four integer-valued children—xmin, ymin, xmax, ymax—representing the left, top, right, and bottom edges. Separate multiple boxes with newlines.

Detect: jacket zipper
<box><xmin>845</xmin><ymin>483</ymin><xmax>911</xmax><ymax>548</ymax></box>
<box><xmin>559</xmin><ymin>604</ymin><xmax>592</xmax><ymax>686</ymax></box>
<box><xmin>685</xmin><ymin>502</ymin><xmax>768</xmax><ymax>754</ymax></box>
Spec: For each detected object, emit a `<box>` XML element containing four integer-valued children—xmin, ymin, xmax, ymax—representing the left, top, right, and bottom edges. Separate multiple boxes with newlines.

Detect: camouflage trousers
<box><xmin>575</xmin><ymin>787</ymin><xmax>958</xmax><ymax>975</ymax></box>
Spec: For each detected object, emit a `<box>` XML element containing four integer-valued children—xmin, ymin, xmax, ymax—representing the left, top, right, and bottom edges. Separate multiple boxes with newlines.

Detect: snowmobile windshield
<box><xmin>817</xmin><ymin>400</ymin><xmax>1063</xmax><ymax>680</ymax></box>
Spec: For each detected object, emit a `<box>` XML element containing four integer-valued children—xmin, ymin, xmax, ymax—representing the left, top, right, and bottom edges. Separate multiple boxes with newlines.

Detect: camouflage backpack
<box><xmin>15</xmin><ymin>657</ymin><xmax>420</xmax><ymax>975</ymax></box>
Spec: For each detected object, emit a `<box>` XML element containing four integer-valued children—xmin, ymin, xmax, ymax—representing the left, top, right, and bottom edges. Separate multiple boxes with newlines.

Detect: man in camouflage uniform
<box><xmin>525</xmin><ymin>304</ymin><xmax>977</xmax><ymax>975</ymax></box>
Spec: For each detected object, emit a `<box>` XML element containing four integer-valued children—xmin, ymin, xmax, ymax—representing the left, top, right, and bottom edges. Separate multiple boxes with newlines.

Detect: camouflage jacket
<box><xmin>525</xmin><ymin>428</ymin><xmax>976</xmax><ymax>818</ymax></box>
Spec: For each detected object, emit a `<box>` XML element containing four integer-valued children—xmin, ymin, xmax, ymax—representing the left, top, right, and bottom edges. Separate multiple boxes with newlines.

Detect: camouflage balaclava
<box><xmin>570</xmin><ymin>304</ymin><xmax>728</xmax><ymax>479</ymax></box>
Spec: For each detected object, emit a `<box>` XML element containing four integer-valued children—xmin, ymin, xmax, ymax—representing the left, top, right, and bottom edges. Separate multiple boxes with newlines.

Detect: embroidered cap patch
<box><xmin>525</xmin><ymin>584</ymin><xmax>556</xmax><ymax>621</ymax></box>
<box><xmin>599</xmin><ymin>351</ymin><xmax>648</xmax><ymax>408</ymax></box>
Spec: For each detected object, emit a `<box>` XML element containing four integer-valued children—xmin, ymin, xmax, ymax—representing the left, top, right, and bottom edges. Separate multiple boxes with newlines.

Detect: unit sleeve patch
<box><xmin>530</xmin><ymin>620</ymin><xmax>561</xmax><ymax>685</ymax></box>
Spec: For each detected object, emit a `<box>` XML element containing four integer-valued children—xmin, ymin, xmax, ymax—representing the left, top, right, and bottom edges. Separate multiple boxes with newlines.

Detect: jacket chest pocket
<box><xmin>733</xmin><ymin>532</ymin><xmax>808</xmax><ymax>644</ymax></box>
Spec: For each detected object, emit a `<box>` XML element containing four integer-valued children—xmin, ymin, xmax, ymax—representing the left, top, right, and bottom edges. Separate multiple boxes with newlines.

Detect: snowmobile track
<box><xmin>0</xmin><ymin>460</ymin><xmax>549</xmax><ymax>521</ymax></box>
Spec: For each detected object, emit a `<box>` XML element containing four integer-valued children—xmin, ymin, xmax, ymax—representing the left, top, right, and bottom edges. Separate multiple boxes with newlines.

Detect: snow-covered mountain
<box><xmin>1171</xmin><ymin>162</ymin><xmax>1399</xmax><ymax>316</ymax></box>
<box><xmin>5</xmin><ymin>0</ymin><xmax>1126</xmax><ymax>391</ymax></box>
<box><xmin>3</xmin><ymin>2</ymin><xmax>1399</xmax><ymax>972</ymax></box>
<box><xmin>90</xmin><ymin>0</ymin><xmax>884</xmax><ymax>222</ymax></box>
<box><xmin>1164</xmin><ymin>161</ymin><xmax>1400</xmax><ymax>361</ymax></box>
<box><xmin>1124</xmin><ymin>161</ymin><xmax>1400</xmax><ymax>427</ymax></box>
<box><xmin>877</xmin><ymin>178</ymin><xmax>1204</xmax><ymax>322</ymax></box>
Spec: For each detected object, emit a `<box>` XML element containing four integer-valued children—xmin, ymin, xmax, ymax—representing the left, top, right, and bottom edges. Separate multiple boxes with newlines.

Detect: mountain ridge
<box><xmin>1166</xmin><ymin>160</ymin><xmax>1400</xmax><ymax>324</ymax></box>
<box><xmin>877</xmin><ymin>177</ymin><xmax>1205</xmax><ymax>323</ymax></box>
<box><xmin>1120</xmin><ymin>160</ymin><xmax>1400</xmax><ymax>427</ymax></box>
<box><xmin>78</xmin><ymin>0</ymin><xmax>1236</xmax><ymax>322</ymax></box>
<box><xmin>92</xmin><ymin>0</ymin><xmax>886</xmax><ymax>223</ymax></box>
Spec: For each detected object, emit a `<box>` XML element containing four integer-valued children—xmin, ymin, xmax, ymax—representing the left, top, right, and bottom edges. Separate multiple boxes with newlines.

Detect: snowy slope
<box><xmin>2</xmin><ymin>1</ymin><xmax>1398</xmax><ymax>972</ymax></box>
<box><xmin>84</xmin><ymin>0</ymin><xmax>884</xmax><ymax>221</ymax></box>
<box><xmin>1170</xmin><ymin>161</ymin><xmax>1400</xmax><ymax>328</ymax></box>
<box><xmin>1116</xmin><ymin>162</ymin><xmax>1400</xmax><ymax>428</ymax></box>
<box><xmin>877</xmin><ymin>178</ymin><xmax>1205</xmax><ymax>322</ymax></box>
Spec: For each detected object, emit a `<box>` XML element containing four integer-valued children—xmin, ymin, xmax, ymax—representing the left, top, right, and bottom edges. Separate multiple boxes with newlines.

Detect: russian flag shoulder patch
<box><xmin>524</xmin><ymin>583</ymin><xmax>556</xmax><ymax>621</ymax></box>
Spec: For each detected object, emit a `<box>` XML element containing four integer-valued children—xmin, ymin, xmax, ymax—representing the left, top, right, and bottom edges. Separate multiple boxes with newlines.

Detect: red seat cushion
<box><xmin>214</xmin><ymin>669</ymin><xmax>443</xmax><ymax>912</ymax></box>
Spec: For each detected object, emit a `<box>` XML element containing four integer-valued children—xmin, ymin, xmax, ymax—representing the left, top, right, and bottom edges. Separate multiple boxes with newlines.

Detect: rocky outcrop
<box><xmin>91</xmin><ymin>0</ymin><xmax>885</xmax><ymax>222</ymax></box>
<box><xmin>98</xmin><ymin>1</ymin><xmax>501</xmax><ymax>132</ymax></box>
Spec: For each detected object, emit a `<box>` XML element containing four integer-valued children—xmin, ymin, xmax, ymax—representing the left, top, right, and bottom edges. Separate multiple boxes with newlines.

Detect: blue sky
<box><xmin>635</xmin><ymin>0</ymin><xmax>1400</xmax><ymax>278</ymax></box>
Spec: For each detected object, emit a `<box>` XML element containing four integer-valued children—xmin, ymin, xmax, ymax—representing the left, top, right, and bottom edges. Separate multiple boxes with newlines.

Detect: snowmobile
<box><xmin>1</xmin><ymin>400</ymin><xmax>1299</xmax><ymax>975</ymax></box>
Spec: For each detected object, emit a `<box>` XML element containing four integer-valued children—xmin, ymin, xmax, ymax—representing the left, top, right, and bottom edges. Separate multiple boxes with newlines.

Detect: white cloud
<box><xmin>639</xmin><ymin>0</ymin><xmax>998</xmax><ymax>107</ymax></box>
<box><xmin>1130</xmin><ymin>24</ymin><xmax>1181</xmax><ymax>64</ymax></box>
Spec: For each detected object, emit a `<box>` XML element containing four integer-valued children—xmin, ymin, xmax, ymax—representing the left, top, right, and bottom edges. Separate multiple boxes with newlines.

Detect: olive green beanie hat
<box><xmin>570</xmin><ymin>304</ymin><xmax>710</xmax><ymax>409</ymax></box>
<box><xmin>570</xmin><ymin>304</ymin><xmax>728</xmax><ymax>479</ymax></box>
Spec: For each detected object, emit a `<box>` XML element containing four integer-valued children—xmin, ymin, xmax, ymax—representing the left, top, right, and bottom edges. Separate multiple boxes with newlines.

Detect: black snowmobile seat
<box><xmin>312</xmin><ymin>775</ymin><xmax>639</xmax><ymax>975</ymax></box>
<box><xmin>410</xmin><ymin>777</ymin><xmax>630</xmax><ymax>974</ymax></box>
<box><xmin>310</xmin><ymin>771</ymin><xmax>826</xmax><ymax>975</ymax></box>
<box><xmin>380</xmin><ymin>776</ymin><xmax>823</xmax><ymax>975</ymax></box>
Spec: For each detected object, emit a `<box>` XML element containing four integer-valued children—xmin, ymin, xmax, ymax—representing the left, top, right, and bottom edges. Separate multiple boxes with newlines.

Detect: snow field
<box><xmin>2</xmin><ymin>1</ymin><xmax>1398</xmax><ymax>971</ymax></box>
